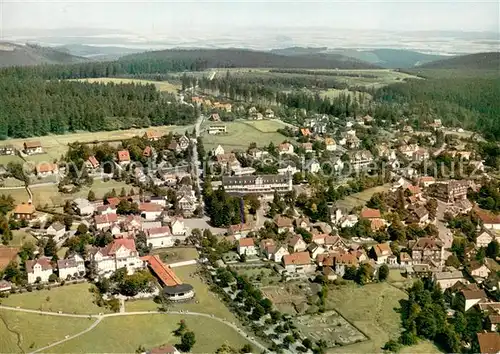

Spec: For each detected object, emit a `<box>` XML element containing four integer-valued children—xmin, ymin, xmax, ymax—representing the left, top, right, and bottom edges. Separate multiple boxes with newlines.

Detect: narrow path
<box><xmin>0</xmin><ymin>311</ymin><xmax>24</xmax><ymax>353</ymax></box>
<box><xmin>0</xmin><ymin>305</ymin><xmax>266</xmax><ymax>353</ymax></box>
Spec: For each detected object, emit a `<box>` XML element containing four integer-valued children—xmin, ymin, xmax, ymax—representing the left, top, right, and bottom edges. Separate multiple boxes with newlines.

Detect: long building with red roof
<box><xmin>142</xmin><ymin>255</ymin><xmax>194</xmax><ymax>301</ymax></box>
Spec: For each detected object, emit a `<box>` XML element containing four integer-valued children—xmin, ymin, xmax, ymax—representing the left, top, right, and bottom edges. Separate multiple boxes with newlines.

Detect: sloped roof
<box><xmin>360</xmin><ymin>208</ymin><xmax>381</xmax><ymax>219</ymax></box>
<box><xmin>26</xmin><ymin>257</ymin><xmax>53</xmax><ymax>272</ymax></box>
<box><xmin>14</xmin><ymin>203</ymin><xmax>35</xmax><ymax>215</ymax></box>
<box><xmin>238</xmin><ymin>238</ymin><xmax>255</xmax><ymax>247</ymax></box>
<box><xmin>283</xmin><ymin>251</ymin><xmax>310</xmax><ymax>266</ymax></box>
<box><xmin>117</xmin><ymin>150</ymin><xmax>130</xmax><ymax>162</ymax></box>
<box><xmin>94</xmin><ymin>213</ymin><xmax>118</xmax><ymax>225</ymax></box>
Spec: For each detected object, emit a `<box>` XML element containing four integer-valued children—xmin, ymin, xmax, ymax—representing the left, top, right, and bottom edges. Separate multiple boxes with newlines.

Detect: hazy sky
<box><xmin>2</xmin><ymin>0</ymin><xmax>499</xmax><ymax>34</ymax></box>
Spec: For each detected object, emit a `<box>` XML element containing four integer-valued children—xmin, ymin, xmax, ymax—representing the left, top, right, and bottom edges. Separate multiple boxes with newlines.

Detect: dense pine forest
<box><xmin>0</xmin><ymin>79</ymin><xmax>195</xmax><ymax>139</ymax></box>
<box><xmin>375</xmin><ymin>73</ymin><xmax>500</xmax><ymax>141</ymax></box>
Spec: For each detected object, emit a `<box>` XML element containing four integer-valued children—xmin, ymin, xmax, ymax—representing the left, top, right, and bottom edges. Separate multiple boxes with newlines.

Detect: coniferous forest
<box><xmin>0</xmin><ymin>78</ymin><xmax>195</xmax><ymax>139</ymax></box>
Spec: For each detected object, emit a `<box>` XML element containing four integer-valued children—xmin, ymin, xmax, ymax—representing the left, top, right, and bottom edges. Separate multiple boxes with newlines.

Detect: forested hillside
<box><xmin>120</xmin><ymin>48</ymin><xmax>379</xmax><ymax>69</ymax></box>
<box><xmin>0</xmin><ymin>79</ymin><xmax>195</xmax><ymax>139</ymax></box>
<box><xmin>0</xmin><ymin>42</ymin><xmax>87</xmax><ymax>68</ymax></box>
<box><xmin>418</xmin><ymin>52</ymin><xmax>499</xmax><ymax>70</ymax></box>
<box><xmin>375</xmin><ymin>73</ymin><xmax>500</xmax><ymax>140</ymax></box>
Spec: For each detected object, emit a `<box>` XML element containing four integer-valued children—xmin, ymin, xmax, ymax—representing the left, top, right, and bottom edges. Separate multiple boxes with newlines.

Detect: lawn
<box><xmin>335</xmin><ymin>184</ymin><xmax>392</xmax><ymax>211</ymax></box>
<box><xmin>2</xmin><ymin>125</ymin><xmax>192</xmax><ymax>167</ymax></box>
<box><xmin>10</xmin><ymin>230</ymin><xmax>37</xmax><ymax>247</ymax></box>
<box><xmin>387</xmin><ymin>269</ymin><xmax>415</xmax><ymax>290</ymax></box>
<box><xmin>152</xmin><ymin>247</ymin><xmax>199</xmax><ymax>264</ymax></box>
<box><xmin>325</xmin><ymin>282</ymin><xmax>441</xmax><ymax>353</ymax></box>
<box><xmin>235</xmin><ymin>267</ymin><xmax>281</xmax><ymax>286</ymax></box>
<box><xmin>202</xmin><ymin>120</ymin><xmax>287</xmax><ymax>151</ymax></box>
<box><xmin>49</xmin><ymin>314</ymin><xmax>252</xmax><ymax>353</ymax></box>
<box><xmin>74</xmin><ymin>77</ymin><xmax>180</xmax><ymax>94</ymax></box>
<box><xmin>126</xmin><ymin>265</ymin><xmax>237</xmax><ymax>322</ymax></box>
<box><xmin>242</xmin><ymin>120</ymin><xmax>288</xmax><ymax>133</ymax></box>
<box><xmin>73</xmin><ymin>179</ymin><xmax>134</xmax><ymax>201</ymax></box>
<box><xmin>1</xmin><ymin>283</ymin><xmax>110</xmax><ymax>315</ymax></box>
<box><xmin>0</xmin><ymin>188</ymin><xmax>30</xmax><ymax>204</ymax></box>
<box><xmin>0</xmin><ymin>309</ymin><xmax>93</xmax><ymax>352</ymax></box>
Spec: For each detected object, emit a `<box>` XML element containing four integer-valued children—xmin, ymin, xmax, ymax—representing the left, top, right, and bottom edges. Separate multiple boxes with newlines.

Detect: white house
<box><xmin>278</xmin><ymin>165</ymin><xmax>298</xmax><ymax>175</ymax></box>
<box><xmin>171</xmin><ymin>218</ymin><xmax>186</xmax><ymax>236</ymax></box>
<box><xmin>213</xmin><ymin>145</ymin><xmax>225</xmax><ymax>156</ymax></box>
<box><xmin>476</xmin><ymin>231</ymin><xmax>495</xmax><ymax>248</ymax></box>
<box><xmin>46</xmin><ymin>222</ymin><xmax>66</xmax><ymax>242</ymax></box>
<box><xmin>325</xmin><ymin>138</ymin><xmax>336</xmax><ymax>151</ymax></box>
<box><xmin>282</xmin><ymin>252</ymin><xmax>315</xmax><ymax>274</ymax></box>
<box><xmin>26</xmin><ymin>257</ymin><xmax>53</xmax><ymax>284</ymax></box>
<box><xmin>72</xmin><ymin>198</ymin><xmax>95</xmax><ymax>216</ymax></box>
<box><xmin>90</xmin><ymin>238</ymin><xmax>144</xmax><ymax>277</ymax></box>
<box><xmin>147</xmin><ymin>226</ymin><xmax>174</xmax><ymax>249</ymax></box>
<box><xmin>139</xmin><ymin>203</ymin><xmax>164</xmax><ymax>221</ymax></box>
<box><xmin>371</xmin><ymin>243</ymin><xmax>394</xmax><ymax>265</ymax></box>
<box><xmin>96</xmin><ymin>205</ymin><xmax>117</xmax><ymax>215</ymax></box>
<box><xmin>57</xmin><ymin>254</ymin><xmax>85</xmax><ymax>280</ymax></box>
<box><xmin>433</xmin><ymin>269</ymin><xmax>467</xmax><ymax>290</ymax></box>
<box><xmin>288</xmin><ymin>235</ymin><xmax>307</xmax><ymax>253</ymax></box>
<box><xmin>462</xmin><ymin>289</ymin><xmax>488</xmax><ymax>311</ymax></box>
<box><xmin>305</xmin><ymin>159</ymin><xmax>321</xmax><ymax>174</ymax></box>
<box><xmin>469</xmin><ymin>262</ymin><xmax>491</xmax><ymax>279</ymax></box>
<box><xmin>237</xmin><ymin>238</ymin><xmax>257</xmax><ymax>256</ymax></box>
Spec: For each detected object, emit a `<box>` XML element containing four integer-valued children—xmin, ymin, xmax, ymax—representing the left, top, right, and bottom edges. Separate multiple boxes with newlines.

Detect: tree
<box><xmin>383</xmin><ymin>339</ymin><xmax>401</xmax><ymax>353</ymax></box>
<box><xmin>44</xmin><ymin>237</ymin><xmax>58</xmax><ymax>257</ymax></box>
<box><xmin>378</xmin><ymin>264</ymin><xmax>389</xmax><ymax>281</ymax></box>
<box><xmin>486</xmin><ymin>240</ymin><xmax>500</xmax><ymax>259</ymax></box>
<box><xmin>63</xmin><ymin>215</ymin><xmax>73</xmax><ymax>230</ymax></box>
<box><xmin>48</xmin><ymin>273</ymin><xmax>58</xmax><ymax>283</ymax></box>
<box><xmin>180</xmin><ymin>331</ymin><xmax>196</xmax><ymax>352</ymax></box>
<box><xmin>87</xmin><ymin>190</ymin><xmax>96</xmax><ymax>202</ymax></box>
<box><xmin>240</xmin><ymin>344</ymin><xmax>253</xmax><ymax>353</ymax></box>
<box><xmin>445</xmin><ymin>254</ymin><xmax>461</xmax><ymax>268</ymax></box>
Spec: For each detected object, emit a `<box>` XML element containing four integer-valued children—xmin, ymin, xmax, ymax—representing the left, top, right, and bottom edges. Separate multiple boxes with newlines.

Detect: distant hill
<box><xmin>270</xmin><ymin>47</ymin><xmax>328</xmax><ymax>56</ymax></box>
<box><xmin>121</xmin><ymin>48</ymin><xmax>379</xmax><ymax>69</ymax></box>
<box><xmin>418</xmin><ymin>52</ymin><xmax>500</xmax><ymax>70</ymax></box>
<box><xmin>56</xmin><ymin>44</ymin><xmax>144</xmax><ymax>61</ymax></box>
<box><xmin>0</xmin><ymin>42</ymin><xmax>87</xmax><ymax>67</ymax></box>
<box><xmin>328</xmin><ymin>48</ymin><xmax>448</xmax><ymax>68</ymax></box>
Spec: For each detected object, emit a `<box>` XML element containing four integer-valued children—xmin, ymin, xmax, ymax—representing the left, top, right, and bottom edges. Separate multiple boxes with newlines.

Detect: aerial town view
<box><xmin>0</xmin><ymin>1</ymin><xmax>499</xmax><ymax>353</ymax></box>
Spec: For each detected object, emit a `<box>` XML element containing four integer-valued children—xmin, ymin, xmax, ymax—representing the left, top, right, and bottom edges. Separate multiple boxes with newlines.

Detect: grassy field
<box><xmin>153</xmin><ymin>247</ymin><xmax>199</xmax><ymax>264</ymax></box>
<box><xmin>221</xmin><ymin>68</ymin><xmax>419</xmax><ymax>89</ymax></box>
<box><xmin>0</xmin><ymin>187</ymin><xmax>30</xmax><ymax>205</ymax></box>
<box><xmin>48</xmin><ymin>314</ymin><xmax>251</xmax><ymax>353</ymax></box>
<box><xmin>0</xmin><ymin>309</ymin><xmax>93</xmax><ymax>353</ymax></box>
<box><xmin>126</xmin><ymin>265</ymin><xmax>237</xmax><ymax>322</ymax></box>
<box><xmin>202</xmin><ymin>120</ymin><xmax>288</xmax><ymax>151</ymax></box>
<box><xmin>325</xmin><ymin>282</ymin><xmax>440</xmax><ymax>353</ymax></box>
<box><xmin>235</xmin><ymin>267</ymin><xmax>281</xmax><ymax>286</ymax></box>
<box><xmin>1</xmin><ymin>283</ymin><xmax>110</xmax><ymax>315</ymax></box>
<box><xmin>10</xmin><ymin>230</ymin><xmax>37</xmax><ymax>247</ymax></box>
<box><xmin>0</xmin><ymin>125</ymin><xmax>192</xmax><ymax>168</ymax></box>
<box><xmin>335</xmin><ymin>184</ymin><xmax>392</xmax><ymax>211</ymax></box>
<box><xmin>74</xmin><ymin>77</ymin><xmax>180</xmax><ymax>94</ymax></box>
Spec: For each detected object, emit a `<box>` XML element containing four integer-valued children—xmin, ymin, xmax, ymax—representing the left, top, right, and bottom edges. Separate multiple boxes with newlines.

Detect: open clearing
<box><xmin>325</xmin><ymin>282</ymin><xmax>440</xmax><ymax>353</ymax></box>
<box><xmin>153</xmin><ymin>247</ymin><xmax>199</xmax><ymax>264</ymax></box>
<box><xmin>126</xmin><ymin>265</ymin><xmax>238</xmax><ymax>322</ymax></box>
<box><xmin>0</xmin><ymin>187</ymin><xmax>29</xmax><ymax>204</ymax></box>
<box><xmin>261</xmin><ymin>282</ymin><xmax>318</xmax><ymax>315</ymax></box>
<box><xmin>74</xmin><ymin>77</ymin><xmax>180</xmax><ymax>94</ymax></box>
<box><xmin>48</xmin><ymin>314</ymin><xmax>251</xmax><ymax>353</ymax></box>
<box><xmin>0</xmin><ymin>125</ymin><xmax>192</xmax><ymax>167</ymax></box>
<box><xmin>0</xmin><ymin>309</ymin><xmax>92</xmax><ymax>353</ymax></box>
<box><xmin>235</xmin><ymin>267</ymin><xmax>281</xmax><ymax>287</ymax></box>
<box><xmin>1</xmin><ymin>283</ymin><xmax>110</xmax><ymax>315</ymax></box>
<box><xmin>335</xmin><ymin>184</ymin><xmax>391</xmax><ymax>211</ymax></box>
<box><xmin>202</xmin><ymin>120</ymin><xmax>287</xmax><ymax>151</ymax></box>
<box><xmin>10</xmin><ymin>230</ymin><xmax>37</xmax><ymax>247</ymax></box>
<box><xmin>221</xmin><ymin>68</ymin><xmax>419</xmax><ymax>89</ymax></box>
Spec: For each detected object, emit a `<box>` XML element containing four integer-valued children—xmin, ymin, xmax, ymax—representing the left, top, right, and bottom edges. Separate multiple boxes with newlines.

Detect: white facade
<box><xmin>476</xmin><ymin>231</ymin><xmax>494</xmax><ymax>248</ymax></box>
<box><xmin>148</xmin><ymin>234</ymin><xmax>174</xmax><ymax>249</ymax></box>
<box><xmin>213</xmin><ymin>145</ymin><xmax>225</xmax><ymax>156</ymax></box>
<box><xmin>73</xmin><ymin>198</ymin><xmax>95</xmax><ymax>216</ymax></box>
<box><xmin>27</xmin><ymin>259</ymin><xmax>53</xmax><ymax>284</ymax></box>
<box><xmin>237</xmin><ymin>244</ymin><xmax>257</xmax><ymax>256</ymax></box>
<box><xmin>142</xmin><ymin>210</ymin><xmax>163</xmax><ymax>221</ymax></box>
<box><xmin>171</xmin><ymin>219</ymin><xmax>186</xmax><ymax>236</ymax></box>
<box><xmin>91</xmin><ymin>242</ymin><xmax>144</xmax><ymax>277</ymax></box>
<box><xmin>272</xmin><ymin>246</ymin><xmax>289</xmax><ymax>262</ymax></box>
<box><xmin>58</xmin><ymin>255</ymin><xmax>85</xmax><ymax>280</ymax></box>
<box><xmin>46</xmin><ymin>223</ymin><xmax>66</xmax><ymax>242</ymax></box>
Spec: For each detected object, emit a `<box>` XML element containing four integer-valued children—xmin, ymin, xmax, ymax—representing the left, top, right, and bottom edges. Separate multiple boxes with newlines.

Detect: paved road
<box><xmin>0</xmin><ymin>305</ymin><xmax>266</xmax><ymax>353</ymax></box>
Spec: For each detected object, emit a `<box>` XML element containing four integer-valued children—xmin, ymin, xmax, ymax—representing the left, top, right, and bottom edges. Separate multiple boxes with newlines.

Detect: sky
<box><xmin>1</xmin><ymin>0</ymin><xmax>499</xmax><ymax>35</ymax></box>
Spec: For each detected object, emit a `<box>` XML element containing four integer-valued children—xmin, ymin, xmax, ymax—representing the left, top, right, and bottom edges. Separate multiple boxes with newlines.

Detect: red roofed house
<box><xmin>237</xmin><ymin>238</ymin><xmax>257</xmax><ymax>256</ymax></box>
<box><xmin>23</xmin><ymin>140</ymin><xmax>43</xmax><ymax>155</ymax></box>
<box><xmin>282</xmin><ymin>251</ymin><xmax>315</xmax><ymax>274</ymax></box>
<box><xmin>370</xmin><ymin>242</ymin><xmax>394</xmax><ymax>265</ymax></box>
<box><xmin>418</xmin><ymin>176</ymin><xmax>436</xmax><ymax>188</ymax></box>
<box><xmin>86</xmin><ymin>156</ymin><xmax>100</xmax><ymax>170</ymax></box>
<box><xmin>476</xmin><ymin>208</ymin><xmax>500</xmax><ymax>231</ymax></box>
<box><xmin>139</xmin><ymin>203</ymin><xmax>164</xmax><ymax>221</ymax></box>
<box><xmin>360</xmin><ymin>208</ymin><xmax>382</xmax><ymax>219</ymax></box>
<box><xmin>143</xmin><ymin>146</ymin><xmax>153</xmax><ymax>158</ymax></box>
<box><xmin>13</xmin><ymin>202</ymin><xmax>36</xmax><ymax>220</ymax></box>
<box><xmin>94</xmin><ymin>213</ymin><xmax>118</xmax><ymax>230</ymax></box>
<box><xmin>36</xmin><ymin>163</ymin><xmax>58</xmax><ymax>178</ymax></box>
<box><xmin>144</xmin><ymin>130</ymin><xmax>163</xmax><ymax>141</ymax></box>
<box><xmin>89</xmin><ymin>238</ymin><xmax>144</xmax><ymax>276</ymax></box>
<box><xmin>147</xmin><ymin>226</ymin><xmax>173</xmax><ymax>249</ymax></box>
<box><xmin>406</xmin><ymin>185</ymin><xmax>422</xmax><ymax>197</ymax></box>
<box><xmin>26</xmin><ymin>257</ymin><xmax>53</xmax><ymax>284</ymax></box>
<box><xmin>278</xmin><ymin>142</ymin><xmax>294</xmax><ymax>155</ymax></box>
<box><xmin>288</xmin><ymin>235</ymin><xmax>307</xmax><ymax>253</ymax></box>
<box><xmin>300</xmin><ymin>128</ymin><xmax>311</xmax><ymax>137</ymax></box>
<box><xmin>117</xmin><ymin>150</ymin><xmax>131</xmax><ymax>165</ymax></box>
<box><xmin>477</xmin><ymin>332</ymin><xmax>500</xmax><ymax>354</ymax></box>
<box><xmin>370</xmin><ymin>218</ymin><xmax>387</xmax><ymax>232</ymax></box>
<box><xmin>228</xmin><ymin>223</ymin><xmax>254</xmax><ymax>239</ymax></box>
